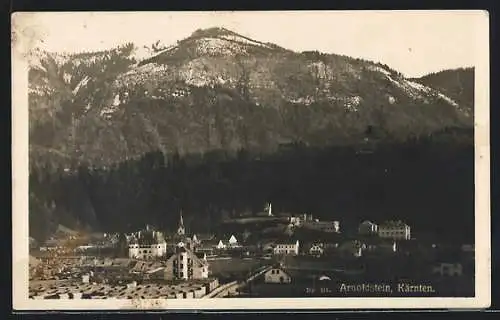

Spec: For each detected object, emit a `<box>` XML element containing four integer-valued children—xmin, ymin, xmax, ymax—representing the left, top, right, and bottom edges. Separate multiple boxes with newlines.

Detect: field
<box><xmin>208</xmin><ymin>257</ymin><xmax>269</xmax><ymax>282</ymax></box>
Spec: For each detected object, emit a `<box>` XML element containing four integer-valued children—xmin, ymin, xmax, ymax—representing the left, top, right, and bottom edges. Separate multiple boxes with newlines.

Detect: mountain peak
<box><xmin>137</xmin><ymin>26</ymin><xmax>287</xmax><ymax>66</ymax></box>
<box><xmin>189</xmin><ymin>27</ymin><xmax>239</xmax><ymax>39</ymax></box>
<box><xmin>182</xmin><ymin>26</ymin><xmax>282</xmax><ymax>53</ymax></box>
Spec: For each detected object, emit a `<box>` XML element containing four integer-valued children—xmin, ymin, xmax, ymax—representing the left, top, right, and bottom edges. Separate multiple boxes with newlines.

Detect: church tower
<box><xmin>177</xmin><ymin>210</ymin><xmax>185</xmax><ymax>236</ymax></box>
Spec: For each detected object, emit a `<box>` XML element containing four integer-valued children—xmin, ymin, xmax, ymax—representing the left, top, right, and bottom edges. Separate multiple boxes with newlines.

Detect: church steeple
<box><xmin>177</xmin><ymin>210</ymin><xmax>185</xmax><ymax>236</ymax></box>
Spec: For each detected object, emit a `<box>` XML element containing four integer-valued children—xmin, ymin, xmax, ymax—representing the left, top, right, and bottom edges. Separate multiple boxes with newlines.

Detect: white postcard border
<box><xmin>12</xmin><ymin>10</ymin><xmax>491</xmax><ymax>310</ymax></box>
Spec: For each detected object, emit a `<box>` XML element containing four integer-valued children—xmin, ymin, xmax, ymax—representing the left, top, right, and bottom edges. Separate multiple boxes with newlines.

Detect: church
<box><xmin>167</xmin><ymin>210</ymin><xmax>197</xmax><ymax>250</ymax></box>
<box><xmin>163</xmin><ymin>211</ymin><xmax>210</xmax><ymax>280</ymax></box>
<box><xmin>128</xmin><ymin>211</ymin><xmax>198</xmax><ymax>260</ymax></box>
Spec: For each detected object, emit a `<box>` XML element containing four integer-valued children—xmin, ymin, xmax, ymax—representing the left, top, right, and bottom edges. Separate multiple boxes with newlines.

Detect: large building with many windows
<box><xmin>273</xmin><ymin>240</ymin><xmax>300</xmax><ymax>255</ymax></box>
<box><xmin>164</xmin><ymin>243</ymin><xmax>209</xmax><ymax>280</ymax></box>
<box><xmin>128</xmin><ymin>226</ymin><xmax>167</xmax><ymax>260</ymax></box>
<box><xmin>378</xmin><ymin>220</ymin><xmax>411</xmax><ymax>240</ymax></box>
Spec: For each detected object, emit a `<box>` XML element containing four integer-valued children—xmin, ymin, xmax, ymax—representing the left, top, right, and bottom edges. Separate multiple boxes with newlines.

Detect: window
<box><xmin>180</xmin><ymin>272</ymin><xmax>184</xmax><ymax>278</ymax></box>
<box><xmin>180</xmin><ymin>263</ymin><xmax>184</xmax><ymax>268</ymax></box>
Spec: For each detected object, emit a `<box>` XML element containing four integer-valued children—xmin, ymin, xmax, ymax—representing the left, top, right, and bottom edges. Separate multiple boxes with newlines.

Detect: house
<box><xmin>309</xmin><ymin>243</ymin><xmax>324</xmax><ymax>257</ymax></box>
<box><xmin>289</xmin><ymin>216</ymin><xmax>302</xmax><ymax>227</ymax></box>
<box><xmin>216</xmin><ymin>240</ymin><xmax>228</xmax><ymax>250</ymax></box>
<box><xmin>378</xmin><ymin>220</ymin><xmax>411</xmax><ymax>240</ymax></box>
<box><xmin>82</xmin><ymin>274</ymin><xmax>90</xmax><ymax>283</ymax></box>
<box><xmin>301</xmin><ymin>213</ymin><xmax>314</xmax><ymax>222</ymax></box>
<box><xmin>192</xmin><ymin>233</ymin><xmax>215</xmax><ymax>245</ymax></box>
<box><xmin>302</xmin><ymin>220</ymin><xmax>340</xmax><ymax>233</ymax></box>
<box><xmin>128</xmin><ymin>226</ymin><xmax>167</xmax><ymax>260</ymax></box>
<box><xmin>228</xmin><ymin>235</ymin><xmax>239</xmax><ymax>247</ymax></box>
<box><xmin>274</xmin><ymin>240</ymin><xmax>300</xmax><ymax>255</ymax></box>
<box><xmin>194</xmin><ymin>244</ymin><xmax>215</xmax><ymax>256</ymax></box>
<box><xmin>358</xmin><ymin>220</ymin><xmax>379</xmax><ymax>235</ymax></box>
<box><xmin>264</xmin><ymin>267</ymin><xmax>292</xmax><ymax>284</ymax></box>
<box><xmin>433</xmin><ymin>263</ymin><xmax>463</xmax><ymax>277</ymax></box>
<box><xmin>164</xmin><ymin>243</ymin><xmax>209</xmax><ymax>280</ymax></box>
<box><xmin>192</xmin><ymin>234</ymin><xmax>199</xmax><ymax>244</ymax></box>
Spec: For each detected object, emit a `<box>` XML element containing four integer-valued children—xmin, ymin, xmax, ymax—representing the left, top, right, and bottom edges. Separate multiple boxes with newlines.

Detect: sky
<box><xmin>13</xmin><ymin>10</ymin><xmax>487</xmax><ymax>77</ymax></box>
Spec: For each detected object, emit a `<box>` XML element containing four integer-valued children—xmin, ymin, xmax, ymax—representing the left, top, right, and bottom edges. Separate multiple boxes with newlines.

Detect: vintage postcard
<box><xmin>12</xmin><ymin>10</ymin><xmax>490</xmax><ymax>310</ymax></box>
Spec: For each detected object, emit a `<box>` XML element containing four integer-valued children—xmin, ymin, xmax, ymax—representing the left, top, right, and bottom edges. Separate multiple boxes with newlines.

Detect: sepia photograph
<box><xmin>12</xmin><ymin>10</ymin><xmax>490</xmax><ymax>310</ymax></box>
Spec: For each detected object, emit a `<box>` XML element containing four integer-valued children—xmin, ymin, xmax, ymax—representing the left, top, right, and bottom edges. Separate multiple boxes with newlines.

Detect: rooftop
<box><xmin>29</xmin><ymin>279</ymin><xmax>216</xmax><ymax>299</ymax></box>
<box><xmin>380</xmin><ymin>220</ymin><xmax>409</xmax><ymax>227</ymax></box>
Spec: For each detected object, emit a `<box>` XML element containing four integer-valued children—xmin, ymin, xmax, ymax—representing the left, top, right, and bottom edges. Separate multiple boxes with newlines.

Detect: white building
<box><xmin>264</xmin><ymin>268</ymin><xmax>292</xmax><ymax>284</ymax></box>
<box><xmin>216</xmin><ymin>240</ymin><xmax>227</xmax><ymax>250</ymax></box>
<box><xmin>264</xmin><ymin>202</ymin><xmax>273</xmax><ymax>216</ymax></box>
<box><xmin>228</xmin><ymin>235</ymin><xmax>239</xmax><ymax>247</ymax></box>
<box><xmin>378</xmin><ymin>221</ymin><xmax>411</xmax><ymax>240</ymax></box>
<box><xmin>128</xmin><ymin>226</ymin><xmax>167</xmax><ymax>260</ymax></box>
<box><xmin>82</xmin><ymin>274</ymin><xmax>90</xmax><ymax>283</ymax></box>
<box><xmin>274</xmin><ymin>240</ymin><xmax>300</xmax><ymax>255</ymax></box>
<box><xmin>289</xmin><ymin>216</ymin><xmax>302</xmax><ymax>227</ymax></box>
<box><xmin>164</xmin><ymin>243</ymin><xmax>209</xmax><ymax>280</ymax></box>
<box><xmin>358</xmin><ymin>220</ymin><xmax>379</xmax><ymax>235</ymax></box>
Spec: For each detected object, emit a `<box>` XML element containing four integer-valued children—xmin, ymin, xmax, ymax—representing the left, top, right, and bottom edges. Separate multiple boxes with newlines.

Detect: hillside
<box><xmin>29</xmin><ymin>131</ymin><xmax>474</xmax><ymax>243</ymax></box>
<box><xmin>413</xmin><ymin>67</ymin><xmax>474</xmax><ymax>113</ymax></box>
<box><xmin>27</xmin><ymin>27</ymin><xmax>475</xmax><ymax>242</ymax></box>
<box><xmin>28</xmin><ymin>27</ymin><xmax>472</xmax><ymax>170</ymax></box>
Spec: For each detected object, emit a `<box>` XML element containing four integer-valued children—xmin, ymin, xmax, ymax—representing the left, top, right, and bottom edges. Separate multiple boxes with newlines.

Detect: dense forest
<box><xmin>414</xmin><ymin>67</ymin><xmax>474</xmax><ymax>112</ymax></box>
<box><xmin>29</xmin><ymin>127</ymin><xmax>474</xmax><ymax>244</ymax></box>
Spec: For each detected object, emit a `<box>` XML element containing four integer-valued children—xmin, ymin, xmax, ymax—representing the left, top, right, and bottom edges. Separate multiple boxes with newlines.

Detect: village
<box><xmin>29</xmin><ymin>203</ymin><xmax>475</xmax><ymax>299</ymax></box>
